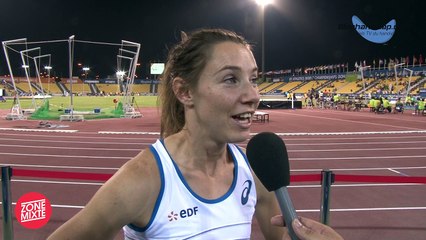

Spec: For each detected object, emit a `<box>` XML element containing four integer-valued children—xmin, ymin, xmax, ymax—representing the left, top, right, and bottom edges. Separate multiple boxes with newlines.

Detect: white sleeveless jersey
<box><xmin>123</xmin><ymin>139</ymin><xmax>257</xmax><ymax>240</ymax></box>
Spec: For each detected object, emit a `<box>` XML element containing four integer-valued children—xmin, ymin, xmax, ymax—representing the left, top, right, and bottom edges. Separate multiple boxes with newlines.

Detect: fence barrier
<box><xmin>2</xmin><ymin>166</ymin><xmax>426</xmax><ymax>240</ymax></box>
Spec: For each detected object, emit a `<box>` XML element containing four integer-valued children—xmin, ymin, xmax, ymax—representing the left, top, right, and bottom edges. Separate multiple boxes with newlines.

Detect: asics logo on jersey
<box><xmin>241</xmin><ymin>180</ymin><xmax>252</xmax><ymax>205</ymax></box>
<box><xmin>168</xmin><ymin>207</ymin><xmax>199</xmax><ymax>222</ymax></box>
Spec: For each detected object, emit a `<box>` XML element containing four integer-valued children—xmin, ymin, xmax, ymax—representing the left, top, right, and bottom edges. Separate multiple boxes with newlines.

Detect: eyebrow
<box><xmin>215</xmin><ymin>65</ymin><xmax>258</xmax><ymax>75</ymax></box>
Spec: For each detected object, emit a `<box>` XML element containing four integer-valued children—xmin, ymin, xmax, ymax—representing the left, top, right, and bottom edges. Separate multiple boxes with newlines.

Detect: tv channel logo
<box><xmin>352</xmin><ymin>15</ymin><xmax>396</xmax><ymax>44</ymax></box>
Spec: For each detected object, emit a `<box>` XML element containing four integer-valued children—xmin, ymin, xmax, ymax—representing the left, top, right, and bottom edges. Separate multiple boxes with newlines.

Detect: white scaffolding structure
<box><xmin>2</xmin><ymin>36</ymin><xmax>142</xmax><ymax>120</ymax></box>
<box><xmin>116</xmin><ymin>40</ymin><xmax>142</xmax><ymax>118</ymax></box>
<box><xmin>403</xmin><ymin>68</ymin><xmax>414</xmax><ymax>98</ymax></box>
<box><xmin>359</xmin><ymin>65</ymin><xmax>371</xmax><ymax>94</ymax></box>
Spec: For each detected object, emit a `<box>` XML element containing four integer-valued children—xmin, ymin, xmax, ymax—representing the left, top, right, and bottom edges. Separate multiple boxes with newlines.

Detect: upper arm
<box><xmin>253</xmin><ymin>171</ymin><xmax>286</xmax><ymax>240</ymax></box>
<box><xmin>240</xmin><ymin>146</ymin><xmax>285</xmax><ymax>239</ymax></box>
<box><xmin>48</xmin><ymin>149</ymin><xmax>161</xmax><ymax>240</ymax></box>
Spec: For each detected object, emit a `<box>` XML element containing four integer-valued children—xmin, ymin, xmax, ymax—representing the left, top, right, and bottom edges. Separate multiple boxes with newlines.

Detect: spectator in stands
<box><xmin>48</xmin><ymin>28</ymin><xmax>343</xmax><ymax>240</ymax></box>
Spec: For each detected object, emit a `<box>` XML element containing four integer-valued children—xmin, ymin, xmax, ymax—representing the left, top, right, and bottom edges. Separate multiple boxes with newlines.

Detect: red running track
<box><xmin>1</xmin><ymin>108</ymin><xmax>426</xmax><ymax>239</ymax></box>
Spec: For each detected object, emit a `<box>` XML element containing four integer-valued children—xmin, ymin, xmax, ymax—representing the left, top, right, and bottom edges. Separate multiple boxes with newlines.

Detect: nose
<box><xmin>242</xmin><ymin>80</ymin><xmax>260</xmax><ymax>107</ymax></box>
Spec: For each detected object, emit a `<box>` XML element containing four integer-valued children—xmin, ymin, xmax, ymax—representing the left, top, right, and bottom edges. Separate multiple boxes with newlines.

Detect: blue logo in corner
<box><xmin>352</xmin><ymin>15</ymin><xmax>396</xmax><ymax>44</ymax></box>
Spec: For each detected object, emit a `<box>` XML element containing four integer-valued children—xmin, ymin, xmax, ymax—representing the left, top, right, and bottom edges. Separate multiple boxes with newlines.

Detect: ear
<box><xmin>172</xmin><ymin>77</ymin><xmax>194</xmax><ymax>107</ymax></box>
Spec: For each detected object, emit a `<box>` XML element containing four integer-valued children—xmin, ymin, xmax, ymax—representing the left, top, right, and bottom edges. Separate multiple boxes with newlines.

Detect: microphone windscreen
<box><xmin>246</xmin><ymin>132</ymin><xmax>290</xmax><ymax>191</ymax></box>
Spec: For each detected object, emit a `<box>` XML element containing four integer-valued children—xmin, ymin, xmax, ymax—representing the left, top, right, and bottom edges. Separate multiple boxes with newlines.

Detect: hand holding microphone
<box><xmin>272</xmin><ymin>216</ymin><xmax>344</xmax><ymax>240</ymax></box>
<box><xmin>247</xmin><ymin>132</ymin><xmax>298</xmax><ymax>240</ymax></box>
<box><xmin>247</xmin><ymin>132</ymin><xmax>344</xmax><ymax>240</ymax></box>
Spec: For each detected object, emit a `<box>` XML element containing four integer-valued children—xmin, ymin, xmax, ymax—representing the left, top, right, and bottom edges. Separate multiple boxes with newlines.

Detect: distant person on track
<box><xmin>48</xmin><ymin>28</ymin><xmax>343</xmax><ymax>240</ymax></box>
<box><xmin>393</xmin><ymin>97</ymin><xmax>404</xmax><ymax>114</ymax></box>
<box><xmin>417</xmin><ymin>98</ymin><xmax>425</xmax><ymax>115</ymax></box>
<box><xmin>382</xmin><ymin>97</ymin><xmax>392</xmax><ymax>113</ymax></box>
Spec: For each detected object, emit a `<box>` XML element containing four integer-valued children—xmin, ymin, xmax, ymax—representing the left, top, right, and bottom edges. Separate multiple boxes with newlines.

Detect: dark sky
<box><xmin>1</xmin><ymin>0</ymin><xmax>425</xmax><ymax>78</ymax></box>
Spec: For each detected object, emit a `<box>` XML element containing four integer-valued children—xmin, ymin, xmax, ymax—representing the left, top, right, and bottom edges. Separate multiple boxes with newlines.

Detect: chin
<box><xmin>229</xmin><ymin>131</ymin><xmax>251</xmax><ymax>143</ymax></box>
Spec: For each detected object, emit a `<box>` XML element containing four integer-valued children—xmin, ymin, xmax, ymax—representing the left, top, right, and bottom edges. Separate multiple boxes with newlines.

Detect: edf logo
<box><xmin>168</xmin><ymin>206</ymin><xmax>199</xmax><ymax>221</ymax></box>
<box><xmin>180</xmin><ymin>206</ymin><xmax>198</xmax><ymax>218</ymax></box>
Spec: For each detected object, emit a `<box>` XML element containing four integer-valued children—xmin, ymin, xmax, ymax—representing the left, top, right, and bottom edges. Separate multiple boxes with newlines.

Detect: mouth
<box><xmin>231</xmin><ymin>112</ymin><xmax>253</xmax><ymax>125</ymax></box>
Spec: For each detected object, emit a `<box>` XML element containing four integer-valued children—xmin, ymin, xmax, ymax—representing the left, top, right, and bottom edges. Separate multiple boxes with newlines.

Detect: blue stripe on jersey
<box><xmin>126</xmin><ymin>145</ymin><xmax>166</xmax><ymax>232</ymax></box>
<box><xmin>234</xmin><ymin>145</ymin><xmax>251</xmax><ymax>169</ymax></box>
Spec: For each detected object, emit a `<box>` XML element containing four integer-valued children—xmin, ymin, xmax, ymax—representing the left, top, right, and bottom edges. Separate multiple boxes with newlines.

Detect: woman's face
<box><xmin>188</xmin><ymin>41</ymin><xmax>260</xmax><ymax>143</ymax></box>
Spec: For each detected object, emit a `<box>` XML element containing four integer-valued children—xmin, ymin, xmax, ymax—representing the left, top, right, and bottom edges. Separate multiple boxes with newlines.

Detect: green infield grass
<box><xmin>0</xmin><ymin>95</ymin><xmax>158</xmax><ymax>120</ymax></box>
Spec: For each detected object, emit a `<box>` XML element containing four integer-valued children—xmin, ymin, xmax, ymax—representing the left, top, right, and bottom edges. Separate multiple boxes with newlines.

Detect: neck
<box><xmin>164</xmin><ymin>130</ymin><xmax>231</xmax><ymax>176</ymax></box>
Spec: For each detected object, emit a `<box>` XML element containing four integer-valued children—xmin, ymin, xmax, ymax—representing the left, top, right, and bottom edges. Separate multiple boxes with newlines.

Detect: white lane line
<box><xmin>13</xmin><ymin>179</ymin><xmax>423</xmax><ymax>188</ymax></box>
<box><xmin>291</xmin><ymin>155</ymin><xmax>426</xmax><ymax>161</ymax></box>
<box><xmin>2</xmin><ymin>202</ymin><xmax>424</xmax><ymax>212</ymax></box>
<box><xmin>99</xmin><ymin>131</ymin><xmax>160</xmax><ymax>135</ymax></box>
<box><xmin>0</xmin><ymin>163</ymin><xmax>119</xmax><ymax>170</ymax></box>
<box><xmin>0</xmin><ymin>128</ymin><xmax>78</xmax><ymax>133</ymax></box>
<box><xmin>0</xmin><ymin>132</ymin><xmax>156</xmax><ymax>141</ymax></box>
<box><xmin>0</xmin><ymin>144</ymin><xmax>142</xmax><ymax>151</ymax></box>
<box><xmin>286</xmin><ymin>141</ymin><xmax>426</xmax><ymax>146</ymax></box>
<box><xmin>0</xmin><ymin>202</ymin><xmax>85</xmax><ymax>209</ymax></box>
<box><xmin>297</xmin><ymin>206</ymin><xmax>426</xmax><ymax>213</ymax></box>
<box><xmin>291</xmin><ymin>166</ymin><xmax>426</xmax><ymax>172</ymax></box>
<box><xmin>288</xmin><ymin>147</ymin><xmax>426</xmax><ymax>152</ymax></box>
<box><xmin>12</xmin><ymin>179</ymin><xmax>104</xmax><ymax>186</ymax></box>
<box><xmin>0</xmin><ymin>152</ymin><xmax>129</xmax><ymax>159</ymax></box>
<box><xmin>387</xmin><ymin>168</ymin><xmax>410</xmax><ymax>176</ymax></box>
<box><xmin>0</xmin><ymin>137</ymin><xmax>151</xmax><ymax>145</ymax></box>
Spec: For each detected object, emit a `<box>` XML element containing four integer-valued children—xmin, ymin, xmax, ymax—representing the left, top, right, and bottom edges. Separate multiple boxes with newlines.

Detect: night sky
<box><xmin>1</xmin><ymin>0</ymin><xmax>425</xmax><ymax>78</ymax></box>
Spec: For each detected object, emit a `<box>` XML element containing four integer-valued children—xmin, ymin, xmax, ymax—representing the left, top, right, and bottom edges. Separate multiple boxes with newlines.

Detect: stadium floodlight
<box><xmin>255</xmin><ymin>0</ymin><xmax>273</xmax><ymax>6</ymax></box>
<box><xmin>116</xmin><ymin>70</ymin><xmax>126</xmax><ymax>77</ymax></box>
<box><xmin>21</xmin><ymin>65</ymin><xmax>30</xmax><ymax>68</ymax></box>
<box><xmin>254</xmin><ymin>0</ymin><xmax>273</xmax><ymax>82</ymax></box>
<box><xmin>116</xmin><ymin>70</ymin><xmax>126</xmax><ymax>93</ymax></box>
<box><xmin>44</xmin><ymin>66</ymin><xmax>52</xmax><ymax>93</ymax></box>
<box><xmin>81</xmin><ymin>67</ymin><xmax>90</xmax><ymax>94</ymax></box>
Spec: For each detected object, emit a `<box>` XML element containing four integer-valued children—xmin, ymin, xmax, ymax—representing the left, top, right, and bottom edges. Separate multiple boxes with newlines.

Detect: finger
<box><xmin>270</xmin><ymin>215</ymin><xmax>286</xmax><ymax>227</ymax></box>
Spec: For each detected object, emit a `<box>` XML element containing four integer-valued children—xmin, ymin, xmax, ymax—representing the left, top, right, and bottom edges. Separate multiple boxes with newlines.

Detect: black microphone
<box><xmin>246</xmin><ymin>132</ymin><xmax>298</xmax><ymax>240</ymax></box>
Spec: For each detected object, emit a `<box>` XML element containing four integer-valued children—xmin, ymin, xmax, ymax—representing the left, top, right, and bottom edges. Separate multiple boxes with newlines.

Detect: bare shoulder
<box><xmin>108</xmin><ymin>147</ymin><xmax>161</xmax><ymax>220</ymax></box>
<box><xmin>116</xmin><ymin>148</ymin><xmax>159</xmax><ymax>186</ymax></box>
<box><xmin>90</xmin><ymin>147</ymin><xmax>162</xmax><ymax>221</ymax></box>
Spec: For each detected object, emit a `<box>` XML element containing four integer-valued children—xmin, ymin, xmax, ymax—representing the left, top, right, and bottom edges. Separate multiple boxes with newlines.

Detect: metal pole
<box><xmin>2</xmin><ymin>39</ymin><xmax>27</xmax><ymax>113</ymax></box>
<box><xmin>320</xmin><ymin>169</ymin><xmax>334</xmax><ymax>225</ymax></box>
<box><xmin>261</xmin><ymin>5</ymin><xmax>265</xmax><ymax>82</ymax></box>
<box><xmin>68</xmin><ymin>35</ymin><xmax>75</xmax><ymax>120</ymax></box>
<box><xmin>1</xmin><ymin>166</ymin><xmax>14</xmax><ymax>240</ymax></box>
<box><xmin>404</xmin><ymin>69</ymin><xmax>413</xmax><ymax>99</ymax></box>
